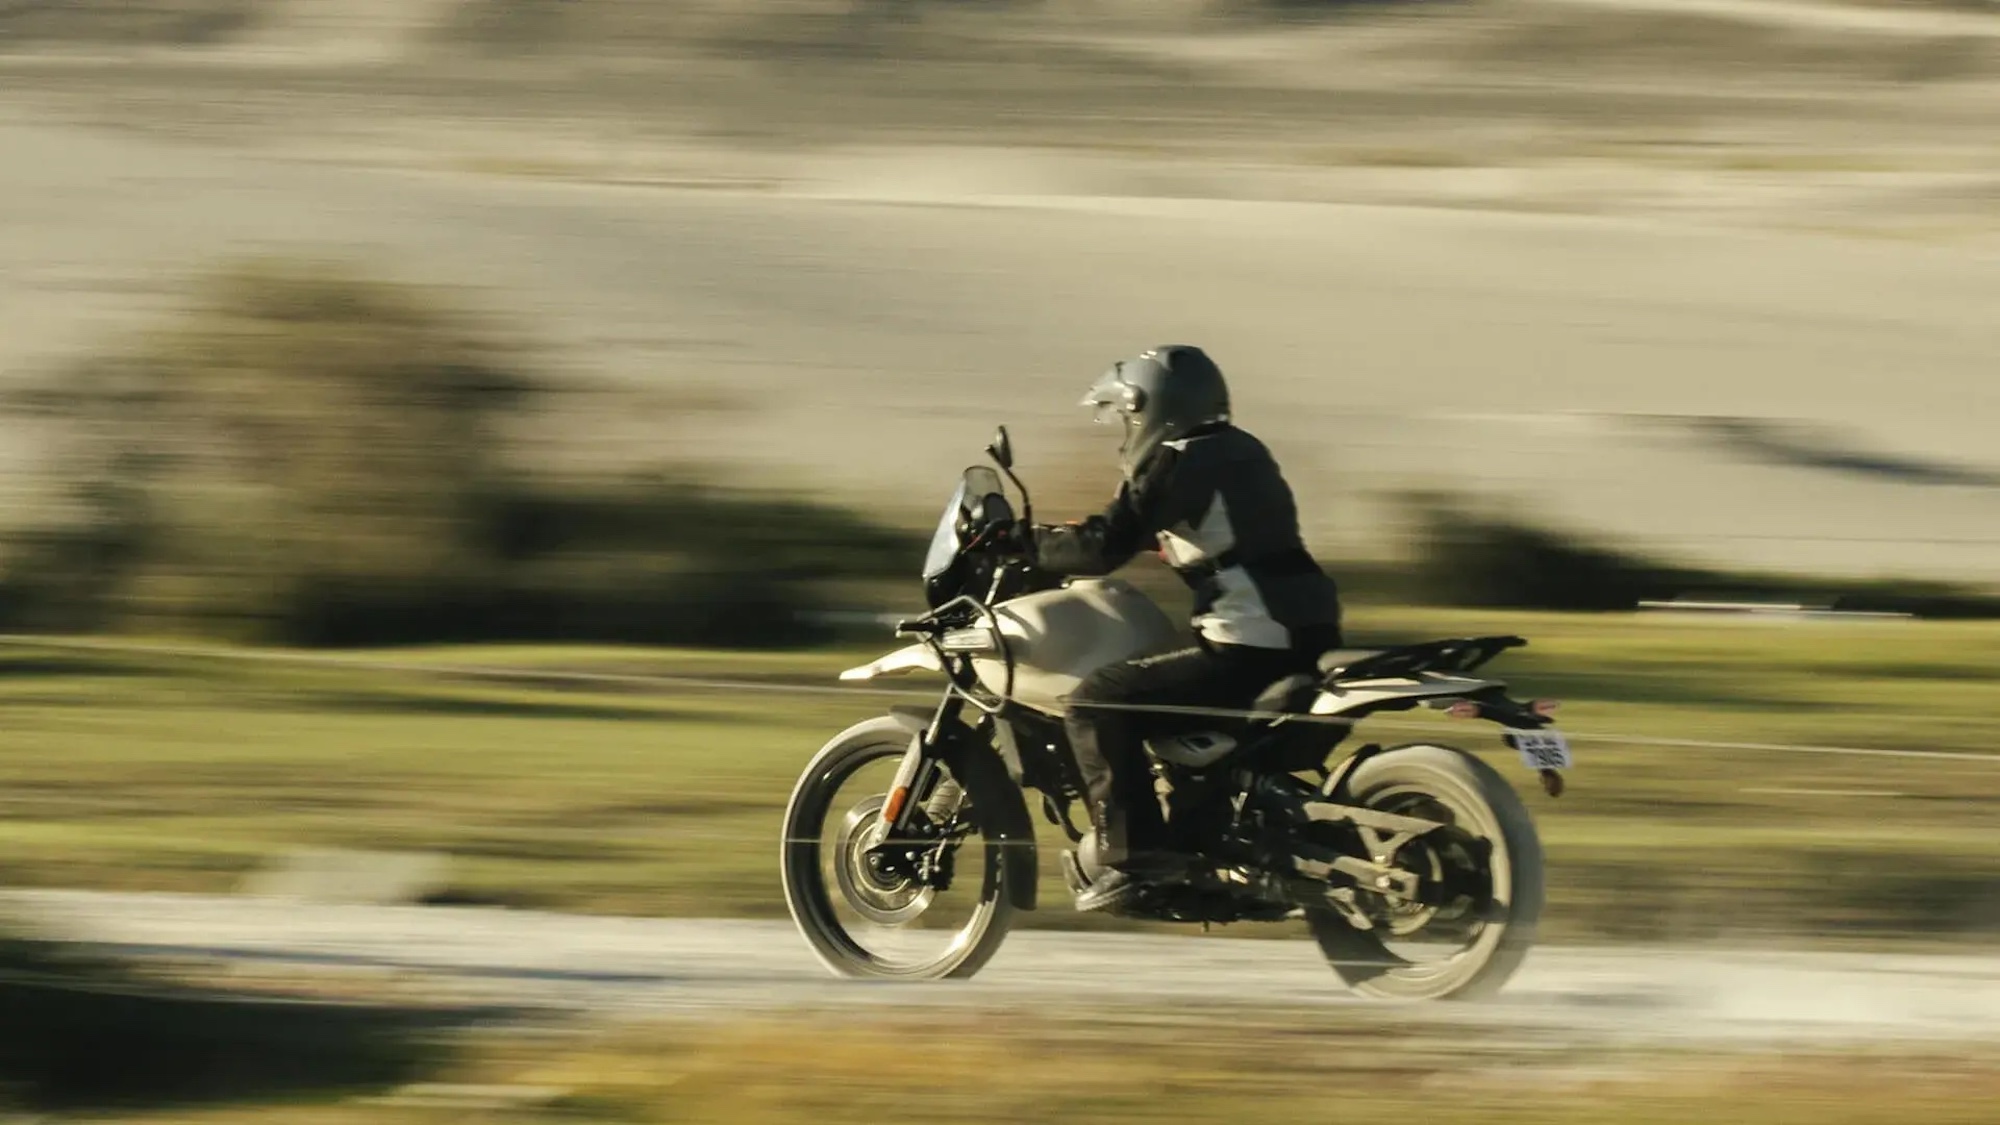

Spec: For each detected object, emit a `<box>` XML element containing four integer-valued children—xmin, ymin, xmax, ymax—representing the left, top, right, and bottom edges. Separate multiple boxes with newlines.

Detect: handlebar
<box><xmin>954</xmin><ymin>518</ymin><xmax>1031</xmax><ymax>562</ymax></box>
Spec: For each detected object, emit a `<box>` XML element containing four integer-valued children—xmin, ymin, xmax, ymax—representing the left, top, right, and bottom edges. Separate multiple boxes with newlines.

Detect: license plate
<box><xmin>1507</xmin><ymin>730</ymin><xmax>1572</xmax><ymax>771</ymax></box>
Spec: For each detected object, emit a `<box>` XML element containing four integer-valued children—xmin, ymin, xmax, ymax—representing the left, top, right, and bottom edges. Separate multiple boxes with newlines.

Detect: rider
<box><xmin>1028</xmin><ymin>345</ymin><xmax>1345</xmax><ymax>914</ymax></box>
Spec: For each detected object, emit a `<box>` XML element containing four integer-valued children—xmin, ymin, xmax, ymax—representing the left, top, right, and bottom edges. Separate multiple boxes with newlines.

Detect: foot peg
<box><xmin>1072</xmin><ymin>868</ymin><xmax>1144</xmax><ymax>914</ymax></box>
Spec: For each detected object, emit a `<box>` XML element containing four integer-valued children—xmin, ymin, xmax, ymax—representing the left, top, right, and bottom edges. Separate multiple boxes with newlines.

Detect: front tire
<box><xmin>1307</xmin><ymin>743</ymin><xmax>1545</xmax><ymax>1001</ymax></box>
<box><xmin>781</xmin><ymin>716</ymin><xmax>1016</xmax><ymax>980</ymax></box>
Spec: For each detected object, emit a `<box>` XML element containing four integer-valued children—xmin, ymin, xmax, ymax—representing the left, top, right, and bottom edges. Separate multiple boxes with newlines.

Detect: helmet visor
<box><xmin>1079</xmin><ymin>366</ymin><xmax>1135</xmax><ymax>426</ymax></box>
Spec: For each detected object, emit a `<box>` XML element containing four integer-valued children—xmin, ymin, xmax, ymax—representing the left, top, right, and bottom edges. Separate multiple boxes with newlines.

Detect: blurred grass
<box><xmin>0</xmin><ymin>921</ymin><xmax>466</xmax><ymax>1112</ymax></box>
<box><xmin>3</xmin><ymin>606</ymin><xmax>1998</xmax><ymax>945</ymax></box>
<box><xmin>49</xmin><ymin>1010</ymin><xmax>2000</xmax><ymax>1125</ymax></box>
<box><xmin>458</xmin><ymin>1016</ymin><xmax>2000</xmax><ymax>1125</ymax></box>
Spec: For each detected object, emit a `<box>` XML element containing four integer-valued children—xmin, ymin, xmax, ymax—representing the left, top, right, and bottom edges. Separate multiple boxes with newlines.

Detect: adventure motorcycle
<box><xmin>780</xmin><ymin>428</ymin><xmax>1570</xmax><ymax>1000</ymax></box>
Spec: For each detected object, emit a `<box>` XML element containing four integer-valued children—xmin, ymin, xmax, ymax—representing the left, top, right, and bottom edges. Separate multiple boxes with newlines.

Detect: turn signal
<box><xmin>883</xmin><ymin>787</ymin><xmax>910</xmax><ymax>824</ymax></box>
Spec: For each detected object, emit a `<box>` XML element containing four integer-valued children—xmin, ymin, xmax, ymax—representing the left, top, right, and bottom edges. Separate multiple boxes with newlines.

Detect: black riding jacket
<box><xmin>1032</xmin><ymin>424</ymin><xmax>1342</xmax><ymax>650</ymax></box>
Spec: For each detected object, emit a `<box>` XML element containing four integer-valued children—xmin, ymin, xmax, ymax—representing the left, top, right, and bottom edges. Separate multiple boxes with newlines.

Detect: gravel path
<box><xmin>10</xmin><ymin>890</ymin><xmax>2000</xmax><ymax>1047</ymax></box>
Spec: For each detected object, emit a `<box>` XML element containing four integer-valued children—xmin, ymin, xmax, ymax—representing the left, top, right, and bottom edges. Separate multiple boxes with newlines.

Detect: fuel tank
<box><xmin>971</xmin><ymin>578</ymin><xmax>1181</xmax><ymax>714</ymax></box>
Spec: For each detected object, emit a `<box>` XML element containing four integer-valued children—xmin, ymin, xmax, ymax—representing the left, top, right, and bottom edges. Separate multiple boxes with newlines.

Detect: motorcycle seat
<box><xmin>1315</xmin><ymin>649</ymin><xmax>1386</xmax><ymax>678</ymax></box>
<box><xmin>1251</xmin><ymin>649</ymin><xmax>1389</xmax><ymax>719</ymax></box>
<box><xmin>1250</xmin><ymin>673</ymin><xmax>1319</xmax><ymax>718</ymax></box>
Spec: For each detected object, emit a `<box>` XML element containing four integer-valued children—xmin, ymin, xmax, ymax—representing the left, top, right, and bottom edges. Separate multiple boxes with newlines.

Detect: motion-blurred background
<box><xmin>1</xmin><ymin>1</ymin><xmax>1997</xmax><ymax>1121</ymax></box>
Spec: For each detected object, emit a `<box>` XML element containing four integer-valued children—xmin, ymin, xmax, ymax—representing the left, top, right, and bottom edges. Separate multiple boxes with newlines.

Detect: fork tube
<box><xmin>883</xmin><ymin>694</ymin><xmax>962</xmax><ymax>834</ymax></box>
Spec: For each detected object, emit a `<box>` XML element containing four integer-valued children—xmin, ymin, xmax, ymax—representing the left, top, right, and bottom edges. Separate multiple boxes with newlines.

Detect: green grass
<box><xmin>481</xmin><ymin>1017</ymin><xmax>2000</xmax><ymax>1125</ymax></box>
<box><xmin>3</xmin><ymin>608</ymin><xmax>1998</xmax><ymax>945</ymax></box>
<box><xmin>53</xmin><ymin>1010</ymin><xmax>2000</xmax><ymax>1125</ymax></box>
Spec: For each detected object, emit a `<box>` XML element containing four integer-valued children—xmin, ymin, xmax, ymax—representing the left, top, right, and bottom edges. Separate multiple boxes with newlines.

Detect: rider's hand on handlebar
<box><xmin>988</xmin><ymin>518</ymin><xmax>1036</xmax><ymax>558</ymax></box>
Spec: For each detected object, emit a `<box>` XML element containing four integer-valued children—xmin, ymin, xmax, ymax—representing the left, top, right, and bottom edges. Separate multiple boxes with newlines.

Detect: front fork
<box><xmin>872</xmin><ymin>697</ymin><xmax>969</xmax><ymax>884</ymax></box>
<box><xmin>881</xmin><ymin>733</ymin><xmax>931</xmax><ymax>833</ymax></box>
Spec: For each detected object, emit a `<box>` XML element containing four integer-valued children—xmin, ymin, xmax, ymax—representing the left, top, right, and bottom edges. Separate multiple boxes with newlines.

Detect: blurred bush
<box><xmin>3</xmin><ymin>257</ymin><xmax>1983</xmax><ymax>645</ymax></box>
<box><xmin>1393</xmin><ymin>491</ymin><xmax>1672</xmax><ymax>611</ymax></box>
<box><xmin>0</xmin><ymin>0</ymin><xmax>252</xmax><ymax>46</ymax></box>
<box><xmin>0</xmin><ymin>258</ymin><xmax>914</xmax><ymax>647</ymax></box>
<box><xmin>432</xmin><ymin>0</ymin><xmax>1420</xmax><ymax>55</ymax></box>
<box><xmin>1375</xmin><ymin>490</ymin><xmax>2000</xmax><ymax>618</ymax></box>
<box><xmin>961</xmin><ymin>441</ymin><xmax>1999</xmax><ymax>620</ymax></box>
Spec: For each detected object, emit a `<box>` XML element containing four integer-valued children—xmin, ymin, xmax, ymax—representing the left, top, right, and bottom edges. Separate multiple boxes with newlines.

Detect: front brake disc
<box><xmin>834</xmin><ymin>796</ymin><xmax>936</xmax><ymax>926</ymax></box>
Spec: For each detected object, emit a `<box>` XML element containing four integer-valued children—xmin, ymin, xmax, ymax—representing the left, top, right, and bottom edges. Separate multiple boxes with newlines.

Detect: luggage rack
<box><xmin>1318</xmin><ymin>635</ymin><xmax>1527</xmax><ymax>684</ymax></box>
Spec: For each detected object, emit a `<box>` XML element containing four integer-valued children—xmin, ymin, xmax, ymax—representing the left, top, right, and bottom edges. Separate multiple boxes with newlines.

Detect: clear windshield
<box><xmin>922</xmin><ymin>479</ymin><xmax>970</xmax><ymax>579</ymax></box>
<box><xmin>921</xmin><ymin>467</ymin><xmax>1008</xmax><ymax>580</ymax></box>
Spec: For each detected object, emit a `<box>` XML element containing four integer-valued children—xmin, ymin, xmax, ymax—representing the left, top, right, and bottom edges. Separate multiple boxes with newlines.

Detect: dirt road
<box><xmin>11</xmin><ymin>889</ymin><xmax>2000</xmax><ymax>1046</ymax></box>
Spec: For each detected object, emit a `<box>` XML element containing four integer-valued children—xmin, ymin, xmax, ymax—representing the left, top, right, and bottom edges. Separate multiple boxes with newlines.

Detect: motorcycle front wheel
<box><xmin>780</xmin><ymin>716</ymin><xmax>1016</xmax><ymax>980</ymax></box>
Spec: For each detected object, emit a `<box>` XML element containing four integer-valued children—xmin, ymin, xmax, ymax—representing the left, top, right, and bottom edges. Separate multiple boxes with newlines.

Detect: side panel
<box><xmin>973</xmin><ymin>578</ymin><xmax>1180</xmax><ymax>713</ymax></box>
<box><xmin>1309</xmin><ymin>673</ymin><xmax>1505</xmax><ymax>718</ymax></box>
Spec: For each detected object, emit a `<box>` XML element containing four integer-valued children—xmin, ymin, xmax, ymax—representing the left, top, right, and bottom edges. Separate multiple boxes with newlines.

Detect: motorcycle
<box><xmin>780</xmin><ymin>427</ymin><xmax>1570</xmax><ymax>1000</ymax></box>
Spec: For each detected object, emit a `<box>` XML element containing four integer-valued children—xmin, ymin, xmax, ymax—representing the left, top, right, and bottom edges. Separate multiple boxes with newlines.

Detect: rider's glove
<box><xmin>1001</xmin><ymin>520</ymin><xmax>1041</xmax><ymax>559</ymax></box>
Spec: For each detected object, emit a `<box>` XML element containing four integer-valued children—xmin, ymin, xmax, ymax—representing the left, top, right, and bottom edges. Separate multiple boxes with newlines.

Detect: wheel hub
<box><xmin>1362</xmin><ymin>803</ymin><xmax>1489</xmax><ymax>940</ymax></box>
<box><xmin>834</xmin><ymin>796</ymin><xmax>936</xmax><ymax>926</ymax></box>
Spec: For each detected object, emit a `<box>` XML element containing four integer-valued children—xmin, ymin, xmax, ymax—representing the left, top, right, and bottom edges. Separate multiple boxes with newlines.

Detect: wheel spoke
<box><xmin>781</xmin><ymin>730</ymin><xmax>1014</xmax><ymax>980</ymax></box>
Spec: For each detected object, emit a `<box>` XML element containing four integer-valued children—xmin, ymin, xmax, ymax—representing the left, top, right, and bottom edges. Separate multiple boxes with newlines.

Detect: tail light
<box><xmin>1531</xmin><ymin>699</ymin><xmax>1561</xmax><ymax>717</ymax></box>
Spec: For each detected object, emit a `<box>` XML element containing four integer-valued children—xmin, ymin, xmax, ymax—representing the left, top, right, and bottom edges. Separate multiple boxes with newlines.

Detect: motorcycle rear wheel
<box><xmin>1307</xmin><ymin>743</ymin><xmax>1545</xmax><ymax>1001</ymax></box>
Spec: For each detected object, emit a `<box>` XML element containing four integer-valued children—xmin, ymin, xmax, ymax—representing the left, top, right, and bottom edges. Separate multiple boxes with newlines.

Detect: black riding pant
<box><xmin>1065</xmin><ymin>628</ymin><xmax>1337</xmax><ymax>869</ymax></box>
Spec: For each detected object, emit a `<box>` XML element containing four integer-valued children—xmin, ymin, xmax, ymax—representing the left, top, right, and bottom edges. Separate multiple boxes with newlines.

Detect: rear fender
<box><xmin>885</xmin><ymin>708</ymin><xmax>1040</xmax><ymax>912</ymax></box>
<box><xmin>1310</xmin><ymin>676</ymin><xmax>1557</xmax><ymax>734</ymax></box>
<box><xmin>1308</xmin><ymin>673</ymin><xmax>1504</xmax><ymax>719</ymax></box>
<box><xmin>1322</xmin><ymin>742</ymin><xmax>1389</xmax><ymax>800</ymax></box>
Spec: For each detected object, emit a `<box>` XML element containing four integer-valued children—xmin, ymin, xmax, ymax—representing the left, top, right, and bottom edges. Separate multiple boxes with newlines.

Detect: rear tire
<box><xmin>781</xmin><ymin>716</ymin><xmax>1016</xmax><ymax>981</ymax></box>
<box><xmin>1307</xmin><ymin>743</ymin><xmax>1544</xmax><ymax>1001</ymax></box>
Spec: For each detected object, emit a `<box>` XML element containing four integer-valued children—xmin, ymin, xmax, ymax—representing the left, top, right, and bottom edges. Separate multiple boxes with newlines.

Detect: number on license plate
<box><xmin>1507</xmin><ymin>730</ymin><xmax>1572</xmax><ymax>771</ymax></box>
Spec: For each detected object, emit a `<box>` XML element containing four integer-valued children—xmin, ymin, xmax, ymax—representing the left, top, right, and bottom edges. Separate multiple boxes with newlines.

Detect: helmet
<box><xmin>1080</xmin><ymin>345</ymin><xmax>1231</xmax><ymax>479</ymax></box>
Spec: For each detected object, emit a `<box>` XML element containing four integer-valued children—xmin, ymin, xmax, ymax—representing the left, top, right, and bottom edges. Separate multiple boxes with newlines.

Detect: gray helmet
<box><xmin>1080</xmin><ymin>345</ymin><xmax>1232</xmax><ymax>478</ymax></box>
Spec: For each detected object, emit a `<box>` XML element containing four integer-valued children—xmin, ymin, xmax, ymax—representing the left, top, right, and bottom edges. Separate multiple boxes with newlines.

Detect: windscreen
<box><xmin>961</xmin><ymin>466</ymin><xmax>1003</xmax><ymax>505</ymax></box>
<box><xmin>922</xmin><ymin>478</ymin><xmax>971</xmax><ymax>580</ymax></box>
<box><xmin>921</xmin><ymin>467</ymin><xmax>1008</xmax><ymax>580</ymax></box>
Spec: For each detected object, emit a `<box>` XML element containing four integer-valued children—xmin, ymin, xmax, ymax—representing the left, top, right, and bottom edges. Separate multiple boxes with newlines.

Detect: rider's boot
<box><xmin>1073</xmin><ymin>850</ymin><xmax>1195</xmax><ymax>913</ymax></box>
<box><xmin>1073</xmin><ymin>800</ymin><xmax>1193</xmax><ymax>913</ymax></box>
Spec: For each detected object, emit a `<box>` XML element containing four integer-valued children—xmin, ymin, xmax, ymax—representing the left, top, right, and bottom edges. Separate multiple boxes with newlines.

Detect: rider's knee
<box><xmin>1071</xmin><ymin>663</ymin><xmax>1138</xmax><ymax>707</ymax></box>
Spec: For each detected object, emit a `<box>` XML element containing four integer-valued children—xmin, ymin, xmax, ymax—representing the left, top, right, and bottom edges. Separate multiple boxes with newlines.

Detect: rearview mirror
<box><xmin>986</xmin><ymin>426</ymin><xmax>1014</xmax><ymax>471</ymax></box>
